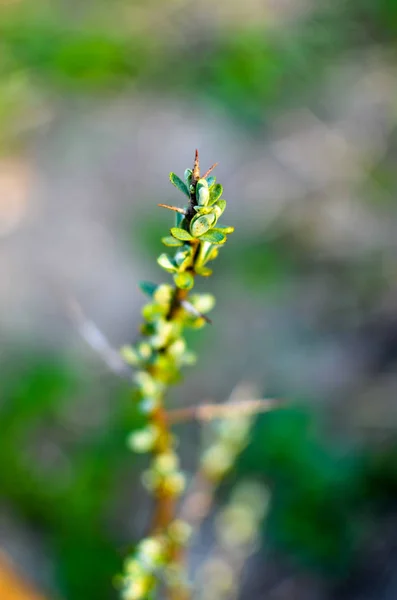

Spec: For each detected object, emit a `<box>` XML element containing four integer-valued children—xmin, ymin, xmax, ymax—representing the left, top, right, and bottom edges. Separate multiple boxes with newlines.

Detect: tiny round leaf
<box><xmin>174</xmin><ymin>271</ymin><xmax>194</xmax><ymax>290</ymax></box>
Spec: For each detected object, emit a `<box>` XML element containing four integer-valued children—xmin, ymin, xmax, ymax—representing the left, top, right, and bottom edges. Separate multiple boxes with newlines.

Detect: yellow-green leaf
<box><xmin>174</xmin><ymin>271</ymin><xmax>194</xmax><ymax>290</ymax></box>
<box><xmin>170</xmin><ymin>227</ymin><xmax>193</xmax><ymax>241</ymax></box>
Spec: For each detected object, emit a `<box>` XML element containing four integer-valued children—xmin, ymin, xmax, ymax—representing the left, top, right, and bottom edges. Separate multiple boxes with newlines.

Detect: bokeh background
<box><xmin>2</xmin><ymin>0</ymin><xmax>397</xmax><ymax>598</ymax></box>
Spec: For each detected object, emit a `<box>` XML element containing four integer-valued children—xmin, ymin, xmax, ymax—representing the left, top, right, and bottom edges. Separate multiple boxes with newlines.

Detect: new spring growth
<box><xmin>120</xmin><ymin>151</ymin><xmax>234</xmax><ymax>600</ymax></box>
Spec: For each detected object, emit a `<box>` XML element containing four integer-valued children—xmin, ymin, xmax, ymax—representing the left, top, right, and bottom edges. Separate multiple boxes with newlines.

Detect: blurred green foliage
<box><xmin>1</xmin><ymin>0</ymin><xmax>397</xmax><ymax>141</ymax></box>
<box><xmin>0</xmin><ymin>6</ymin><xmax>154</xmax><ymax>90</ymax></box>
<box><xmin>0</xmin><ymin>348</ymin><xmax>138</xmax><ymax>599</ymax></box>
<box><xmin>236</xmin><ymin>406</ymin><xmax>397</xmax><ymax>575</ymax></box>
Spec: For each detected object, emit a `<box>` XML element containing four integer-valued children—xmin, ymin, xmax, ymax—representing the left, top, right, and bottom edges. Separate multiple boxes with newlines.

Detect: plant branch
<box><xmin>121</xmin><ymin>151</ymin><xmax>235</xmax><ymax>600</ymax></box>
<box><xmin>166</xmin><ymin>398</ymin><xmax>281</xmax><ymax>424</ymax></box>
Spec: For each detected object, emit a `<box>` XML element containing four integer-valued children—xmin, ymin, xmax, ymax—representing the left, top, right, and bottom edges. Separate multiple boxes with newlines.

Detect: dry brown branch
<box><xmin>167</xmin><ymin>398</ymin><xmax>281</xmax><ymax>424</ymax></box>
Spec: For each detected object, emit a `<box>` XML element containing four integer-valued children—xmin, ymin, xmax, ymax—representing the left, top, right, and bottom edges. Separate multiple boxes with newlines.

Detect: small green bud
<box><xmin>123</xmin><ymin>558</ymin><xmax>143</xmax><ymax>577</ymax></box>
<box><xmin>198</xmin><ymin>187</ymin><xmax>210</xmax><ymax>206</ymax></box>
<box><xmin>142</xmin><ymin>303</ymin><xmax>166</xmax><ymax>321</ymax></box>
<box><xmin>120</xmin><ymin>345</ymin><xmax>140</xmax><ymax>366</ymax></box>
<box><xmin>138</xmin><ymin>342</ymin><xmax>152</xmax><ymax>360</ymax></box>
<box><xmin>162</xmin><ymin>472</ymin><xmax>186</xmax><ymax>496</ymax></box>
<box><xmin>154</xmin><ymin>451</ymin><xmax>179</xmax><ymax>474</ymax></box>
<box><xmin>167</xmin><ymin>338</ymin><xmax>186</xmax><ymax>358</ymax></box>
<box><xmin>174</xmin><ymin>271</ymin><xmax>194</xmax><ymax>290</ymax></box>
<box><xmin>137</xmin><ymin>537</ymin><xmax>165</xmax><ymax>569</ymax></box>
<box><xmin>153</xmin><ymin>284</ymin><xmax>173</xmax><ymax>305</ymax></box>
<box><xmin>151</xmin><ymin>319</ymin><xmax>175</xmax><ymax>348</ymax></box>
<box><xmin>134</xmin><ymin>371</ymin><xmax>161</xmax><ymax>396</ymax></box>
<box><xmin>197</xmin><ymin>178</ymin><xmax>210</xmax><ymax>206</ymax></box>
<box><xmin>197</xmin><ymin>177</ymin><xmax>208</xmax><ymax>188</ymax></box>
<box><xmin>139</xmin><ymin>397</ymin><xmax>160</xmax><ymax>415</ymax></box>
<box><xmin>122</xmin><ymin>574</ymin><xmax>153</xmax><ymax>600</ymax></box>
<box><xmin>127</xmin><ymin>425</ymin><xmax>159</xmax><ymax>453</ymax></box>
<box><xmin>168</xmin><ymin>520</ymin><xmax>192</xmax><ymax>545</ymax></box>
<box><xmin>190</xmin><ymin>293</ymin><xmax>216</xmax><ymax>313</ymax></box>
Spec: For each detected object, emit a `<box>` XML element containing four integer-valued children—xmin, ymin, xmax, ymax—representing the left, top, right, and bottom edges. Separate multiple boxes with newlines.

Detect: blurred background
<box><xmin>1</xmin><ymin>0</ymin><xmax>397</xmax><ymax>598</ymax></box>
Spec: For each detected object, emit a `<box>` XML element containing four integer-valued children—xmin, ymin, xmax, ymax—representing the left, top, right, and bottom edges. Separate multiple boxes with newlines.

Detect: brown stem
<box><xmin>149</xmin><ymin>151</ymin><xmax>211</xmax><ymax>600</ymax></box>
<box><xmin>150</xmin><ymin>404</ymin><xmax>178</xmax><ymax>533</ymax></box>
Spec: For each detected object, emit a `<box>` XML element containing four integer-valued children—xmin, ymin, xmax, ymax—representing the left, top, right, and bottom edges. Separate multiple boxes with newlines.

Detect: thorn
<box><xmin>181</xmin><ymin>299</ymin><xmax>212</xmax><ymax>324</ymax></box>
<box><xmin>202</xmin><ymin>163</ymin><xmax>218</xmax><ymax>179</ymax></box>
<box><xmin>158</xmin><ymin>203</ymin><xmax>187</xmax><ymax>215</ymax></box>
<box><xmin>192</xmin><ymin>149</ymin><xmax>200</xmax><ymax>183</ymax></box>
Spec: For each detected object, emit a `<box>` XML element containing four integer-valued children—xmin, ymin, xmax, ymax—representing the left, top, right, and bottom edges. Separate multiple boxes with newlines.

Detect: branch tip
<box><xmin>192</xmin><ymin>149</ymin><xmax>200</xmax><ymax>182</ymax></box>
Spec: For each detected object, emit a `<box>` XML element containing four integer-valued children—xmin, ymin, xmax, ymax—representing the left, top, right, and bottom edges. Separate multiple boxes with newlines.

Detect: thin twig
<box><xmin>56</xmin><ymin>288</ymin><xmax>133</xmax><ymax>378</ymax></box>
<box><xmin>158</xmin><ymin>203</ymin><xmax>187</xmax><ymax>215</ymax></box>
<box><xmin>180</xmin><ymin>300</ymin><xmax>212</xmax><ymax>324</ymax></box>
<box><xmin>167</xmin><ymin>398</ymin><xmax>280</xmax><ymax>424</ymax></box>
<box><xmin>201</xmin><ymin>163</ymin><xmax>218</xmax><ymax>180</ymax></box>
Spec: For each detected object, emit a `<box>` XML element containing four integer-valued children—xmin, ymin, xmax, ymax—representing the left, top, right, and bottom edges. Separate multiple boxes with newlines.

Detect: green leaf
<box><xmin>169</xmin><ymin>172</ymin><xmax>190</xmax><ymax>197</ymax></box>
<box><xmin>157</xmin><ymin>253</ymin><xmax>177</xmax><ymax>272</ymax></box>
<box><xmin>170</xmin><ymin>227</ymin><xmax>194</xmax><ymax>241</ymax></box>
<box><xmin>184</xmin><ymin>168</ymin><xmax>192</xmax><ymax>185</ymax></box>
<box><xmin>120</xmin><ymin>345</ymin><xmax>140</xmax><ymax>365</ymax></box>
<box><xmin>190</xmin><ymin>213</ymin><xmax>216</xmax><ymax>237</ymax></box>
<box><xmin>212</xmin><ymin>199</ymin><xmax>226</xmax><ymax>220</ymax></box>
<box><xmin>209</xmin><ymin>184</ymin><xmax>223</xmax><ymax>205</ymax></box>
<box><xmin>174</xmin><ymin>271</ymin><xmax>194</xmax><ymax>290</ymax></box>
<box><xmin>162</xmin><ymin>236</ymin><xmax>183</xmax><ymax>247</ymax></box>
<box><xmin>142</xmin><ymin>303</ymin><xmax>167</xmax><ymax>321</ymax></box>
<box><xmin>200</xmin><ymin>245</ymin><xmax>219</xmax><ymax>265</ymax></box>
<box><xmin>181</xmin><ymin>351</ymin><xmax>197</xmax><ymax>365</ymax></box>
<box><xmin>199</xmin><ymin>230</ymin><xmax>227</xmax><ymax>244</ymax></box>
<box><xmin>194</xmin><ymin>205</ymin><xmax>213</xmax><ymax>214</ymax></box>
<box><xmin>215</xmin><ymin>224</ymin><xmax>235</xmax><ymax>234</ymax></box>
<box><xmin>206</xmin><ymin>176</ymin><xmax>216</xmax><ymax>188</ymax></box>
<box><xmin>195</xmin><ymin>266</ymin><xmax>213</xmax><ymax>277</ymax></box>
<box><xmin>138</xmin><ymin>281</ymin><xmax>158</xmax><ymax>297</ymax></box>
<box><xmin>175</xmin><ymin>211</ymin><xmax>185</xmax><ymax>228</ymax></box>
<box><xmin>174</xmin><ymin>248</ymin><xmax>192</xmax><ymax>270</ymax></box>
<box><xmin>190</xmin><ymin>294</ymin><xmax>216</xmax><ymax>313</ymax></box>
